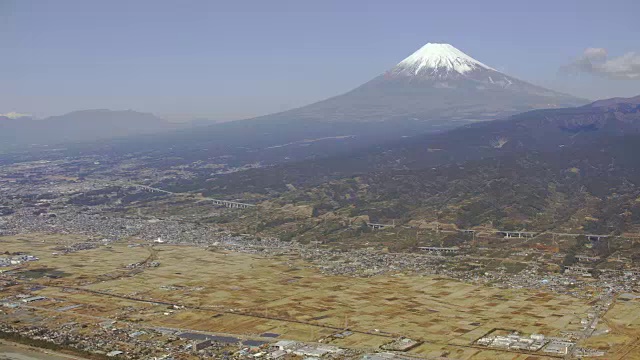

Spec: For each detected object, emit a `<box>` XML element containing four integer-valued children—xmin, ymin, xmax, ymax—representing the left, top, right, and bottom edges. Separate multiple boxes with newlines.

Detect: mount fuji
<box><xmin>59</xmin><ymin>44</ymin><xmax>589</xmax><ymax>167</ymax></box>
<box><xmin>252</xmin><ymin>43</ymin><xmax>587</xmax><ymax>124</ymax></box>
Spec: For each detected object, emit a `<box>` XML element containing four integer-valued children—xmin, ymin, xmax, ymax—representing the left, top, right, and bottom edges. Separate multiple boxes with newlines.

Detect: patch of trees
<box><xmin>82</xmin><ymin>186</ymin><xmax>121</xmax><ymax>196</ymax></box>
<box><xmin>562</xmin><ymin>236</ymin><xmax>590</xmax><ymax>269</ymax></box>
<box><xmin>255</xmin><ymin>217</ymin><xmax>298</xmax><ymax>232</ymax></box>
<box><xmin>312</xmin><ymin>202</ymin><xmax>336</xmax><ymax>217</ymax></box>
<box><xmin>120</xmin><ymin>191</ymin><xmax>164</xmax><ymax>204</ymax></box>
<box><xmin>67</xmin><ymin>194</ymin><xmax>111</xmax><ymax>206</ymax></box>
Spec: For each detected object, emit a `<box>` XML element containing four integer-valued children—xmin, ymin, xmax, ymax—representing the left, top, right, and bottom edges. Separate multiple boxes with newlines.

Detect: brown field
<box><xmin>0</xmin><ymin>340</ymin><xmax>88</xmax><ymax>360</ymax></box>
<box><xmin>2</xmin><ymin>234</ymin><xmax>640</xmax><ymax>359</ymax></box>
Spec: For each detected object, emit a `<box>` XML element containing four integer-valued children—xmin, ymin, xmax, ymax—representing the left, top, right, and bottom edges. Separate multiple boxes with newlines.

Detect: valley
<box><xmin>3</xmin><ymin>148</ymin><xmax>640</xmax><ymax>358</ymax></box>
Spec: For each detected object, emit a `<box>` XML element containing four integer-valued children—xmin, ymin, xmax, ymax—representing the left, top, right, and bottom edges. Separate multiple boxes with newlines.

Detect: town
<box><xmin>2</xmin><ymin>154</ymin><xmax>640</xmax><ymax>360</ymax></box>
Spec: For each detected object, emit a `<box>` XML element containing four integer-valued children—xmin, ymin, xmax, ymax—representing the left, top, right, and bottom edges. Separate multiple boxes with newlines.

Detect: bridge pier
<box><xmin>210</xmin><ymin>199</ymin><xmax>254</xmax><ymax>209</ymax></box>
<box><xmin>122</xmin><ymin>183</ymin><xmax>257</xmax><ymax>210</ymax></box>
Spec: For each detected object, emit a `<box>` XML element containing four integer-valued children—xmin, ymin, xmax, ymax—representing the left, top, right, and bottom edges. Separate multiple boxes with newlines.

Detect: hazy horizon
<box><xmin>3</xmin><ymin>0</ymin><xmax>639</xmax><ymax>121</ymax></box>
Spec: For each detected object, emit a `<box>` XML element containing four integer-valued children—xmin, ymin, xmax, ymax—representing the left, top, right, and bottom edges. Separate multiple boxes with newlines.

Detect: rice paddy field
<box><xmin>3</xmin><ymin>233</ymin><xmax>640</xmax><ymax>359</ymax></box>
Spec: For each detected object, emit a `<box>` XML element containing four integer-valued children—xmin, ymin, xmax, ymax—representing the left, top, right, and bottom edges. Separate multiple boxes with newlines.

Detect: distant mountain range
<box><xmin>0</xmin><ymin>110</ymin><xmax>188</xmax><ymax>150</ymax></box>
<box><xmin>2</xmin><ymin>43</ymin><xmax>589</xmax><ymax>164</ymax></box>
<box><xmin>55</xmin><ymin>43</ymin><xmax>588</xmax><ymax>166</ymax></box>
<box><xmin>4</xmin><ymin>57</ymin><xmax>639</xmax><ymax>235</ymax></box>
<box><xmin>200</xmin><ymin>95</ymin><xmax>640</xmax><ymax>192</ymax></box>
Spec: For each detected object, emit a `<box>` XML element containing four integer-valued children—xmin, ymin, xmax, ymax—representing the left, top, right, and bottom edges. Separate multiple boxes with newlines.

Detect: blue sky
<box><xmin>2</xmin><ymin>0</ymin><xmax>639</xmax><ymax>120</ymax></box>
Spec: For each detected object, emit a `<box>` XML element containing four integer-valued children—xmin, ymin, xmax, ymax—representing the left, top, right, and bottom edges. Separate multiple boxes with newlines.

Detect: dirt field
<box><xmin>2</xmin><ymin>234</ymin><xmax>640</xmax><ymax>359</ymax></box>
<box><xmin>0</xmin><ymin>341</ymin><xmax>88</xmax><ymax>360</ymax></box>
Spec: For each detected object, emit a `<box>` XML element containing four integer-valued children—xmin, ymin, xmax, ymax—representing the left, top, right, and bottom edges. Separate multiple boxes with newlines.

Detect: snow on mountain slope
<box><xmin>382</xmin><ymin>43</ymin><xmax>578</xmax><ymax>101</ymax></box>
<box><xmin>394</xmin><ymin>43</ymin><xmax>495</xmax><ymax>76</ymax></box>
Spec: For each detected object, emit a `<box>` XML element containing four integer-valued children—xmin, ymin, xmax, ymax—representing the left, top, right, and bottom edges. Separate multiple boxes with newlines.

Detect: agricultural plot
<box><xmin>1</xmin><ymin>235</ymin><xmax>638</xmax><ymax>358</ymax></box>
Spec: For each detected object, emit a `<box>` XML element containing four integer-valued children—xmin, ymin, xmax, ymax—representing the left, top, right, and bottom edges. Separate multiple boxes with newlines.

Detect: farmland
<box><xmin>3</xmin><ymin>234</ymin><xmax>633</xmax><ymax>359</ymax></box>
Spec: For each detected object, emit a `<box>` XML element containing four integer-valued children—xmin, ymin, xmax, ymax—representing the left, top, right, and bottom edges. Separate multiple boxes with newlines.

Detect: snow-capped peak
<box><xmin>394</xmin><ymin>43</ymin><xmax>495</xmax><ymax>76</ymax></box>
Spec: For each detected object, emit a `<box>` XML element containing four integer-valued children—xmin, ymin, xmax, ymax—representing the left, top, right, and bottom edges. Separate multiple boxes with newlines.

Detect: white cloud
<box><xmin>600</xmin><ymin>52</ymin><xmax>640</xmax><ymax>80</ymax></box>
<box><xmin>583</xmin><ymin>47</ymin><xmax>607</xmax><ymax>60</ymax></box>
<box><xmin>562</xmin><ymin>48</ymin><xmax>640</xmax><ymax>80</ymax></box>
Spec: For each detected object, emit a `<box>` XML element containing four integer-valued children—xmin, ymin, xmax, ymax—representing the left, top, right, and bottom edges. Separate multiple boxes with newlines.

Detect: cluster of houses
<box><xmin>0</xmin><ymin>254</ymin><xmax>38</xmax><ymax>267</ymax></box>
<box><xmin>476</xmin><ymin>332</ymin><xmax>550</xmax><ymax>352</ymax></box>
<box><xmin>271</xmin><ymin>340</ymin><xmax>344</xmax><ymax>358</ymax></box>
<box><xmin>474</xmin><ymin>331</ymin><xmax>606</xmax><ymax>356</ymax></box>
<box><xmin>189</xmin><ymin>337</ymin><xmax>346</xmax><ymax>359</ymax></box>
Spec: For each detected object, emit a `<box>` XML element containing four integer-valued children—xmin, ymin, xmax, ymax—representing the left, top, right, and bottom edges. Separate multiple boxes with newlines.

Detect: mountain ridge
<box><xmin>3</xmin><ymin>43</ymin><xmax>591</xmax><ymax>174</ymax></box>
<box><xmin>183</xmin><ymin>95</ymin><xmax>640</xmax><ymax>196</ymax></box>
<box><xmin>0</xmin><ymin>109</ymin><xmax>181</xmax><ymax>149</ymax></box>
<box><xmin>175</xmin><ymin>95</ymin><xmax>640</xmax><ymax>237</ymax></box>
